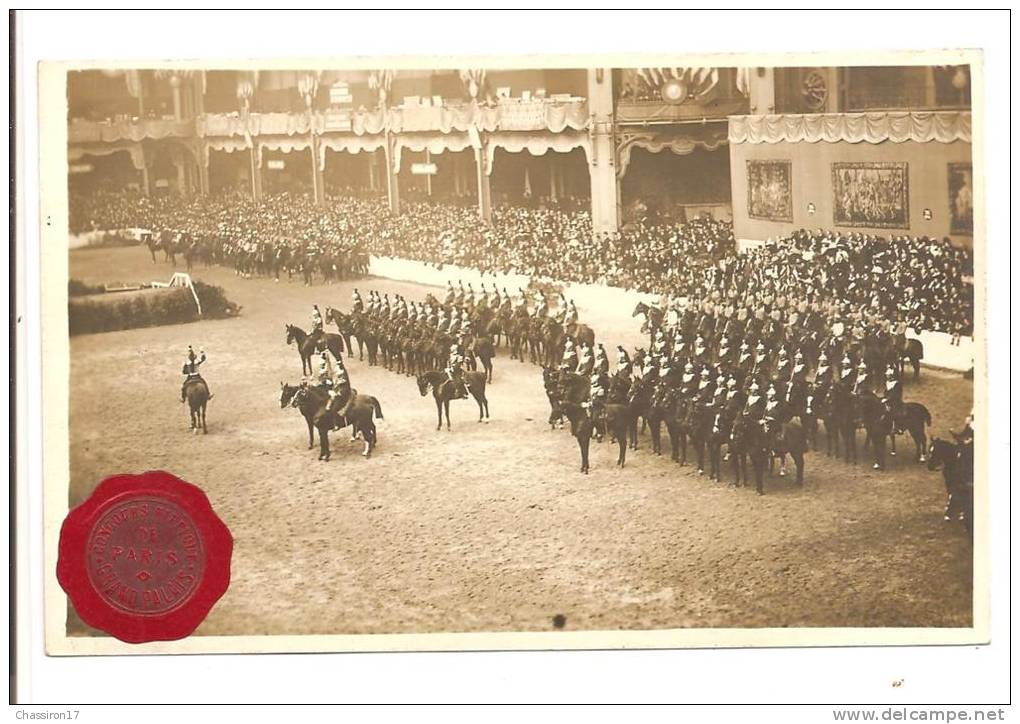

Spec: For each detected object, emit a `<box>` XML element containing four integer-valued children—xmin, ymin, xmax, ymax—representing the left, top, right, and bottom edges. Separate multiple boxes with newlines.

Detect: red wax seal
<box><xmin>57</xmin><ymin>471</ymin><xmax>232</xmax><ymax>643</ymax></box>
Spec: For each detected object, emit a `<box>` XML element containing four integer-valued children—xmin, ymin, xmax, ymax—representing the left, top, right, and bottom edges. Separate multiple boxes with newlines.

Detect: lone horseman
<box><xmin>446</xmin><ymin>342</ymin><xmax>469</xmax><ymax>400</ymax></box>
<box><xmin>180</xmin><ymin>346</ymin><xmax>213</xmax><ymax>403</ymax></box>
<box><xmin>615</xmin><ymin>345</ymin><xmax>632</xmax><ymax>378</ymax></box>
<box><xmin>352</xmin><ymin>288</ymin><xmax>364</xmax><ymax>314</ymax></box>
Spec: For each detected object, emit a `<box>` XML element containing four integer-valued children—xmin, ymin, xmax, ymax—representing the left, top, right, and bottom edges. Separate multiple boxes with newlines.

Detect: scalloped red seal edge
<box><xmin>57</xmin><ymin>470</ymin><xmax>233</xmax><ymax>644</ymax></box>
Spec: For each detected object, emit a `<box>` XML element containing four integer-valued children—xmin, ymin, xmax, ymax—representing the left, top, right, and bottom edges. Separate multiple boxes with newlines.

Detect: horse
<box><xmin>542</xmin><ymin>366</ymin><xmax>565</xmax><ymax>429</ymax></box>
<box><xmin>557</xmin><ymin>401</ymin><xmax>595</xmax><ymax>474</ymax></box>
<box><xmin>601</xmin><ymin>402</ymin><xmax>632</xmax><ymax>468</ymax></box>
<box><xmin>564</xmin><ymin>321</ymin><xmax>596</xmax><ymax>348</ymax></box>
<box><xmin>183</xmin><ymin>378</ymin><xmax>209</xmax><ymax>434</ymax></box>
<box><xmin>859</xmin><ymin>392</ymin><xmax>894</xmax><ymax>470</ymax></box>
<box><xmin>467</xmin><ymin>335</ymin><xmax>495</xmax><ymax>383</ymax></box>
<box><xmin>899</xmin><ymin>338</ymin><xmax>925</xmax><ymax>381</ymax></box>
<box><xmin>632</xmin><ymin>301</ymin><xmax>663</xmax><ymax>346</ymax></box>
<box><xmin>145</xmin><ymin>234</ymin><xmax>160</xmax><ymax>264</ymax></box>
<box><xmin>324</xmin><ymin>307</ymin><xmax>356</xmax><ymax>359</ymax></box>
<box><xmin>289</xmin><ymin>384</ymin><xmax>382</xmax><ymax>461</ymax></box>
<box><xmin>682</xmin><ymin>402</ymin><xmax>715</xmax><ymax>475</ymax></box>
<box><xmin>826</xmin><ymin>383</ymin><xmax>859</xmax><ymax>464</ymax></box>
<box><xmin>708</xmin><ymin>409</ymin><xmax>736</xmax><ymax>483</ymax></box>
<box><xmin>281</xmin><ymin>382</ymin><xmax>317</xmax><ymax>450</ymax></box>
<box><xmin>890</xmin><ymin>401</ymin><xmax>932</xmax><ymax>463</ymax></box>
<box><xmin>927</xmin><ymin>438</ymin><xmax>973</xmax><ymax>535</ymax></box>
<box><xmin>416</xmin><ymin>369</ymin><xmax>490</xmax><ymax>430</ymax></box>
<box><xmin>285</xmin><ymin>324</ymin><xmax>321</xmax><ymax>376</ymax></box>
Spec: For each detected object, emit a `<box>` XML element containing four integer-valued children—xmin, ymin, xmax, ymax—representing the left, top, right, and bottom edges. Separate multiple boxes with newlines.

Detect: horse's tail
<box><xmin>923</xmin><ymin>406</ymin><xmax>932</xmax><ymax>428</ymax></box>
<box><xmin>372</xmin><ymin>397</ymin><xmax>384</xmax><ymax>420</ymax></box>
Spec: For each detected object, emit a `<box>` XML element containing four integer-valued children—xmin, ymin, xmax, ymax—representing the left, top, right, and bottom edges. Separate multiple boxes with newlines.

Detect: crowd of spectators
<box><xmin>67</xmin><ymin>189</ymin><xmax>974</xmax><ymax>337</ymax></box>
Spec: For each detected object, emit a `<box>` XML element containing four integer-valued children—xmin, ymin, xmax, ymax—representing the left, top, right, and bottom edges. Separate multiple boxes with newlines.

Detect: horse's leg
<box><xmin>579</xmin><ymin>434</ymin><xmax>590</xmax><ymax>474</ymax></box>
<box><xmin>617</xmin><ymin>427</ymin><xmax>627</xmax><ymax>468</ymax></box>
<box><xmin>475</xmin><ymin>390</ymin><xmax>484</xmax><ymax>422</ymax></box>
<box><xmin>795</xmin><ymin>451</ymin><xmax>804</xmax><ymax>485</ymax></box>
<box><xmin>755</xmin><ymin>456</ymin><xmax>765</xmax><ymax>496</ymax></box>
<box><xmin>915</xmin><ymin>426</ymin><xmax>927</xmax><ymax>463</ymax></box>
<box><xmin>306</xmin><ymin>417</ymin><xmax>315</xmax><ymax>449</ymax></box>
<box><xmin>650</xmin><ymin>419</ymin><xmax>661</xmax><ymax>455</ymax></box>
<box><xmin>435</xmin><ymin>398</ymin><xmax>443</xmax><ymax>431</ymax></box>
<box><xmin>445</xmin><ymin>399</ymin><xmax>451</xmax><ymax>431</ymax></box>
<box><xmin>872</xmin><ymin>435</ymin><xmax>884</xmax><ymax>470</ymax></box>
<box><xmin>778</xmin><ymin>452</ymin><xmax>787</xmax><ymax>477</ymax></box>
<box><xmin>202</xmin><ymin>403</ymin><xmax>207</xmax><ymax>434</ymax></box>
<box><xmin>889</xmin><ymin>431</ymin><xmax>897</xmax><ymax>457</ymax></box>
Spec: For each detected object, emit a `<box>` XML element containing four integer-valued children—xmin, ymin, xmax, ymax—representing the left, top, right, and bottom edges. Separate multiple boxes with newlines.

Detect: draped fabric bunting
<box><xmin>196</xmin><ymin>112</ymin><xmax>321</xmax><ymax>138</ymax></box>
<box><xmin>256</xmin><ymin>136</ymin><xmax>312</xmax><ymax>167</ymax></box>
<box><xmin>728</xmin><ymin>111</ymin><xmax>972</xmax><ymax>145</ymax></box>
<box><xmin>317</xmin><ymin>135</ymin><xmax>386</xmax><ymax>171</ymax></box>
<box><xmin>68</xmin><ymin>143</ymin><xmax>146</xmax><ymax>171</ymax></box>
<box><xmin>202</xmin><ymin>137</ymin><xmax>252</xmax><ymax>168</ymax></box>
<box><xmin>392</xmin><ymin>134</ymin><xmax>474</xmax><ymax>174</ymax></box>
<box><xmin>616</xmin><ymin>130</ymin><xmax>730</xmax><ymax>179</ymax></box>
<box><xmin>482</xmin><ymin>132</ymin><xmax>590</xmax><ymax>176</ymax></box>
<box><xmin>69</xmin><ymin>118</ymin><xmax>194</xmax><ymax>144</ymax></box>
<box><xmin>195</xmin><ymin>100</ymin><xmax>589</xmax><ymax>139</ymax></box>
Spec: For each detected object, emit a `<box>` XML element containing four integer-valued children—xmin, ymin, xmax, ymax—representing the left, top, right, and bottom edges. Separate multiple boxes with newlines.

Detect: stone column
<box><xmin>748</xmin><ymin>67</ymin><xmax>776</xmax><ymax>114</ymax></box>
<box><xmin>586</xmin><ymin>67</ymin><xmax>619</xmax><ymax>235</ymax></box>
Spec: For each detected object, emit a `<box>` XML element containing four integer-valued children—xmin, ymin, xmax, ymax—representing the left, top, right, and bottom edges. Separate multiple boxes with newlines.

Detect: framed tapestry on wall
<box><xmin>746</xmin><ymin>159</ymin><xmax>793</xmax><ymax>222</ymax></box>
<box><xmin>831</xmin><ymin>161</ymin><xmax>909</xmax><ymax>229</ymax></box>
<box><xmin>947</xmin><ymin>162</ymin><xmax>974</xmax><ymax>235</ymax></box>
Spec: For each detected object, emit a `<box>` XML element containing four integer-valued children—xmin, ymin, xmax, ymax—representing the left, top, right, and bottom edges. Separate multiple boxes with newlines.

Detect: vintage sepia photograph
<box><xmin>42</xmin><ymin>53</ymin><xmax>983</xmax><ymax>654</ymax></box>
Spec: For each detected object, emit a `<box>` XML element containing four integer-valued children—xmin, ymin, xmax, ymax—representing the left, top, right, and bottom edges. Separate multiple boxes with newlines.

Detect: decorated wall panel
<box><xmin>830</xmin><ymin>161</ymin><xmax>909</xmax><ymax>229</ymax></box>
<box><xmin>746</xmin><ymin>159</ymin><xmax>793</xmax><ymax>222</ymax></box>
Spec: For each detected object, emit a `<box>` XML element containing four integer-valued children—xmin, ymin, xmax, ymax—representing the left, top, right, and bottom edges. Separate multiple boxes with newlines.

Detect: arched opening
<box><xmin>619</xmin><ymin>145</ymin><xmax>732</xmax><ymax>224</ymax></box>
<box><xmin>489</xmin><ymin>146</ymin><xmax>589</xmax><ymax>210</ymax></box>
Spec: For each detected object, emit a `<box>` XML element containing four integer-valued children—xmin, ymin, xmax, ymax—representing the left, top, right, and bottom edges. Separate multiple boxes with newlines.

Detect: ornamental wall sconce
<box><xmin>923</xmin><ymin>208</ymin><xmax>933</xmax><ymax>220</ymax></box>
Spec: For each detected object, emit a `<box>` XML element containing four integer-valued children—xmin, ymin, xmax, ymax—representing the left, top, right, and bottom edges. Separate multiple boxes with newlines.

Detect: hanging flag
<box><xmin>736</xmin><ymin>67</ymin><xmax>751</xmax><ymax>97</ymax></box>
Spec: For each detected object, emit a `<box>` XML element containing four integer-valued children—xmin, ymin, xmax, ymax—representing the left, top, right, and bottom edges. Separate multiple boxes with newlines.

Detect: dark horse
<box><xmin>557</xmin><ymin>401</ymin><xmax>596</xmax><ymax>474</ymax></box>
<box><xmin>417</xmin><ymin>369</ymin><xmax>490</xmax><ymax>430</ymax></box>
<box><xmin>286</xmin><ymin>324</ymin><xmax>344</xmax><ymax>375</ymax></box>
<box><xmin>287</xmin><ymin>384</ymin><xmax>383</xmax><ymax>461</ymax></box>
<box><xmin>731</xmin><ymin>414</ymin><xmax>806</xmax><ymax>494</ymax></box>
<box><xmin>183</xmin><ymin>377</ymin><xmax>209</xmax><ymax>434</ymax></box>
<box><xmin>927</xmin><ymin>437</ymin><xmax>973</xmax><ymax>535</ymax></box>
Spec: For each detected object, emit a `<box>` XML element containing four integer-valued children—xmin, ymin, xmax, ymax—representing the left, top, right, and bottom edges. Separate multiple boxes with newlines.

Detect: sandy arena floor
<box><xmin>66</xmin><ymin>246</ymin><xmax>974</xmax><ymax>636</ymax></box>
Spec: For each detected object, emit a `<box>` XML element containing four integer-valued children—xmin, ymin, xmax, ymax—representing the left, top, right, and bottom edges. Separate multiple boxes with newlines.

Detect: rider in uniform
<box><xmin>576</xmin><ymin>342</ymin><xmax>594</xmax><ymax>377</ymax></box>
<box><xmin>351</xmin><ymin>288</ymin><xmax>363</xmax><ymax>314</ymax></box>
<box><xmin>311</xmin><ymin>305</ymin><xmax>324</xmax><ymax>336</ymax></box>
<box><xmin>615</xmin><ymin>345</ymin><xmax>631</xmax><ymax>378</ymax></box>
<box><xmin>882</xmin><ymin>366</ymin><xmax>903</xmax><ymax>430</ymax></box>
<box><xmin>180</xmin><ymin>346</ymin><xmax>212</xmax><ymax>403</ymax></box>
<box><xmin>594</xmin><ymin>343</ymin><xmax>609</xmax><ymax>376</ymax></box>
<box><xmin>446</xmin><ymin>343</ymin><xmax>469</xmax><ymax>399</ymax></box>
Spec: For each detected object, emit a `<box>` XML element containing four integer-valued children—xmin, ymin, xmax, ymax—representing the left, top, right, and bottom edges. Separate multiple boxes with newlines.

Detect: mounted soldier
<box><xmin>594</xmin><ymin>343</ymin><xmax>609</xmax><ymax>376</ymax></box>
<box><xmin>180</xmin><ymin>346</ymin><xmax>212</xmax><ymax>403</ymax></box>
<box><xmin>351</xmin><ymin>288</ymin><xmax>364</xmax><ymax>314</ymax></box>
<box><xmin>445</xmin><ymin>342</ymin><xmax>469</xmax><ymax>399</ymax></box>
<box><xmin>311</xmin><ymin>304</ymin><xmax>324</xmax><ymax>337</ymax></box>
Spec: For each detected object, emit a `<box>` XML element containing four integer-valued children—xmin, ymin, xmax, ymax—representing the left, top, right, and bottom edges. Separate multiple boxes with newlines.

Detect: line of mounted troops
<box><xmin>315</xmin><ymin>279</ymin><xmax>583</xmax><ymax>396</ymax></box>
<box><xmin>146</xmin><ymin>227</ymin><xmax>368</xmax><ymax>284</ymax></box>
<box><xmin>555</xmin><ymin>292</ymin><xmax>913</xmax><ymax>452</ymax></box>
